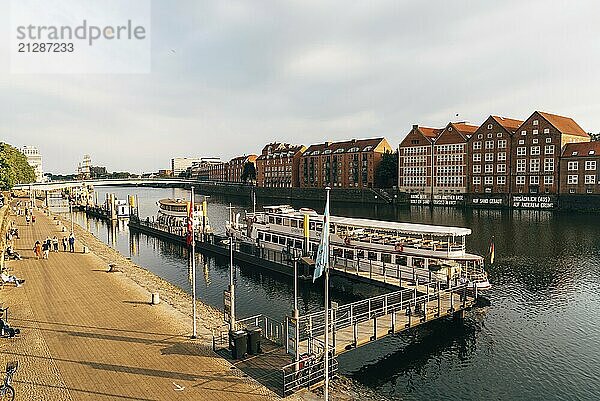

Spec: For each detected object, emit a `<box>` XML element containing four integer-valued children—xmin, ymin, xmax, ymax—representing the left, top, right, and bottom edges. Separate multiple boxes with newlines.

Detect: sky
<box><xmin>1</xmin><ymin>0</ymin><xmax>600</xmax><ymax>174</ymax></box>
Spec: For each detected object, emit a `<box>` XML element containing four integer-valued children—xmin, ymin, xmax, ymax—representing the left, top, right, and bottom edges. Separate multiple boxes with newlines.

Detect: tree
<box><xmin>0</xmin><ymin>142</ymin><xmax>36</xmax><ymax>190</ymax></box>
<box><xmin>590</xmin><ymin>132</ymin><xmax>600</xmax><ymax>142</ymax></box>
<box><xmin>375</xmin><ymin>150</ymin><xmax>398</xmax><ymax>188</ymax></box>
<box><xmin>241</xmin><ymin>161</ymin><xmax>256</xmax><ymax>184</ymax></box>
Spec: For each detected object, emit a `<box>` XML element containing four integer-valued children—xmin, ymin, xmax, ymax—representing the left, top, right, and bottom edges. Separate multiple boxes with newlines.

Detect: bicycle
<box><xmin>0</xmin><ymin>361</ymin><xmax>18</xmax><ymax>401</ymax></box>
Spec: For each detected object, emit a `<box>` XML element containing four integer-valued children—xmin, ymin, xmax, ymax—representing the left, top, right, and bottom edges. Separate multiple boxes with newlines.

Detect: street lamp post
<box><xmin>191</xmin><ymin>186</ymin><xmax>197</xmax><ymax>339</ymax></box>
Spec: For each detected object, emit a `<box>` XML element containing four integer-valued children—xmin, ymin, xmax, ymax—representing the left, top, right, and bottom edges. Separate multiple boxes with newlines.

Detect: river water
<box><xmin>70</xmin><ymin>186</ymin><xmax>600</xmax><ymax>401</ymax></box>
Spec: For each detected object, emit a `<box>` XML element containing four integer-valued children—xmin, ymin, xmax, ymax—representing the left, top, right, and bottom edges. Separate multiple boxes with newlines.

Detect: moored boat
<box><xmin>227</xmin><ymin>205</ymin><xmax>490</xmax><ymax>289</ymax></box>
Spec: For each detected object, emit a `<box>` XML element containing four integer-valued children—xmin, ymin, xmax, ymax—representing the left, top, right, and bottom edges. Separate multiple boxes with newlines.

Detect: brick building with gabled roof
<box><xmin>560</xmin><ymin>141</ymin><xmax>600</xmax><ymax>194</ymax></box>
<box><xmin>433</xmin><ymin>122</ymin><xmax>478</xmax><ymax>194</ymax></box>
<box><xmin>300</xmin><ymin>137</ymin><xmax>392</xmax><ymax>188</ymax></box>
<box><xmin>398</xmin><ymin>125</ymin><xmax>442</xmax><ymax>194</ymax></box>
<box><xmin>511</xmin><ymin>111</ymin><xmax>590</xmax><ymax>194</ymax></box>
<box><xmin>467</xmin><ymin>115</ymin><xmax>524</xmax><ymax>193</ymax></box>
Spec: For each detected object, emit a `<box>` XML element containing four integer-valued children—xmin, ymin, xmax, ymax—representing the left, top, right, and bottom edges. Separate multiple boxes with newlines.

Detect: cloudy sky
<box><xmin>1</xmin><ymin>0</ymin><xmax>600</xmax><ymax>174</ymax></box>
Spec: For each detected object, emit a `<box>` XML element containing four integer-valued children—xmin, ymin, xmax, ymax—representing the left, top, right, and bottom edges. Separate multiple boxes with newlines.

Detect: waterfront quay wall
<box><xmin>117</xmin><ymin>180</ymin><xmax>600</xmax><ymax>211</ymax></box>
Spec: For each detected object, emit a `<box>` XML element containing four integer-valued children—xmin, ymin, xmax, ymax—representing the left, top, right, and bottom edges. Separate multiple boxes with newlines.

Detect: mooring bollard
<box><xmin>151</xmin><ymin>292</ymin><xmax>160</xmax><ymax>305</ymax></box>
<box><xmin>82</xmin><ymin>246</ymin><xmax>89</xmax><ymax>253</ymax></box>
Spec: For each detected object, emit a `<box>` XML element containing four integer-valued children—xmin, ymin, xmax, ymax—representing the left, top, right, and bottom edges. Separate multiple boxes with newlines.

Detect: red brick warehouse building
<box><xmin>467</xmin><ymin>115</ymin><xmax>523</xmax><ymax>194</ymax></box>
<box><xmin>511</xmin><ymin>111</ymin><xmax>590</xmax><ymax>194</ymax></box>
<box><xmin>398</xmin><ymin>125</ymin><xmax>441</xmax><ymax>194</ymax></box>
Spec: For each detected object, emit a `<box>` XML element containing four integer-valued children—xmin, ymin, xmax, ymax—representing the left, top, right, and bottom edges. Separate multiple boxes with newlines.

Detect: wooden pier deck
<box><xmin>0</xmin><ymin>203</ymin><xmax>285</xmax><ymax>401</ymax></box>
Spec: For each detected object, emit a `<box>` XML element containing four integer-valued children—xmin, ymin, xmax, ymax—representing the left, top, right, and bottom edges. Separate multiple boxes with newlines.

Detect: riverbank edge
<box><xmin>48</xmin><ymin>208</ymin><xmax>391</xmax><ymax>400</ymax></box>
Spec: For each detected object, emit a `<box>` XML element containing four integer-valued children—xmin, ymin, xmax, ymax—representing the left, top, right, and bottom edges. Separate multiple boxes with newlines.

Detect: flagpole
<box><xmin>191</xmin><ymin>186</ymin><xmax>197</xmax><ymax>339</ymax></box>
<box><xmin>324</xmin><ymin>186</ymin><xmax>330</xmax><ymax>401</ymax></box>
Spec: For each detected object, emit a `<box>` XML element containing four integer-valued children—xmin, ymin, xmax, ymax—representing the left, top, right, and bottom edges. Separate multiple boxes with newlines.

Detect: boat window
<box><xmin>268</xmin><ymin>234</ymin><xmax>275</xmax><ymax>243</ymax></box>
<box><xmin>381</xmin><ymin>254</ymin><xmax>392</xmax><ymax>264</ymax></box>
<box><xmin>316</xmin><ymin>223</ymin><xmax>323</xmax><ymax>231</ymax></box>
<box><xmin>357</xmin><ymin>250</ymin><xmax>365</xmax><ymax>259</ymax></box>
<box><xmin>269</xmin><ymin>216</ymin><xmax>275</xmax><ymax>224</ymax></box>
<box><xmin>287</xmin><ymin>237</ymin><xmax>294</xmax><ymax>246</ymax></box>
<box><xmin>309</xmin><ymin>222</ymin><xmax>316</xmax><ymax>231</ymax></box>
<box><xmin>283</xmin><ymin>218</ymin><xmax>290</xmax><ymax>227</ymax></box>
<box><xmin>294</xmin><ymin>239</ymin><xmax>303</xmax><ymax>249</ymax></box>
<box><xmin>291</xmin><ymin>219</ymin><xmax>298</xmax><ymax>228</ymax></box>
<box><xmin>258</xmin><ymin>232</ymin><xmax>264</xmax><ymax>240</ymax></box>
<box><xmin>311</xmin><ymin>243</ymin><xmax>318</xmax><ymax>252</ymax></box>
<box><xmin>276</xmin><ymin>217</ymin><xmax>282</xmax><ymax>225</ymax></box>
<box><xmin>395</xmin><ymin>255</ymin><xmax>407</xmax><ymax>265</ymax></box>
<box><xmin>333</xmin><ymin>248</ymin><xmax>343</xmax><ymax>257</ymax></box>
<box><xmin>279</xmin><ymin>236</ymin><xmax>286</xmax><ymax>245</ymax></box>
<box><xmin>368</xmin><ymin>251</ymin><xmax>378</xmax><ymax>261</ymax></box>
<box><xmin>413</xmin><ymin>257</ymin><xmax>424</xmax><ymax>268</ymax></box>
<box><xmin>344</xmin><ymin>250</ymin><xmax>354</xmax><ymax>260</ymax></box>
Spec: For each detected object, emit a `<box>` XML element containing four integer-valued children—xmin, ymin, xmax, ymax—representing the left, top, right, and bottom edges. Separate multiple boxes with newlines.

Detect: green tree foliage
<box><xmin>590</xmin><ymin>132</ymin><xmax>600</xmax><ymax>142</ymax></box>
<box><xmin>375</xmin><ymin>150</ymin><xmax>398</xmax><ymax>188</ymax></box>
<box><xmin>0</xmin><ymin>142</ymin><xmax>36</xmax><ymax>190</ymax></box>
<box><xmin>241</xmin><ymin>161</ymin><xmax>256</xmax><ymax>184</ymax></box>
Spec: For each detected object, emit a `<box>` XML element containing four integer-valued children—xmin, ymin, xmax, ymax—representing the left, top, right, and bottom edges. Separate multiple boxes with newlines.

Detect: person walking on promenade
<box><xmin>33</xmin><ymin>241</ymin><xmax>41</xmax><ymax>259</ymax></box>
<box><xmin>62</xmin><ymin>236</ymin><xmax>68</xmax><ymax>252</ymax></box>
<box><xmin>68</xmin><ymin>233</ymin><xmax>75</xmax><ymax>253</ymax></box>
<box><xmin>25</xmin><ymin>215</ymin><xmax>30</xmax><ymax>225</ymax></box>
<box><xmin>52</xmin><ymin>236</ymin><xmax>59</xmax><ymax>252</ymax></box>
<box><xmin>41</xmin><ymin>240</ymin><xmax>50</xmax><ymax>260</ymax></box>
<box><xmin>32</xmin><ymin>215</ymin><xmax>36</xmax><ymax>225</ymax></box>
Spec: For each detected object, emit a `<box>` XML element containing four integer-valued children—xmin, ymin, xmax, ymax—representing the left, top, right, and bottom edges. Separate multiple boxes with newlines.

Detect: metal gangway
<box><xmin>298</xmin><ymin>281</ymin><xmax>475</xmax><ymax>355</ymax></box>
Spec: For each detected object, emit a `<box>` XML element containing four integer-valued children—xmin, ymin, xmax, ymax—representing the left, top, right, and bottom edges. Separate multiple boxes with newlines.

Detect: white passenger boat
<box><xmin>227</xmin><ymin>205</ymin><xmax>490</xmax><ymax>289</ymax></box>
<box><xmin>155</xmin><ymin>198</ymin><xmax>212</xmax><ymax>234</ymax></box>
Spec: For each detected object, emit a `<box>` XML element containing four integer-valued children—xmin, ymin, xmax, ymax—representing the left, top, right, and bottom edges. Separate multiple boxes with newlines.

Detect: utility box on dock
<box><xmin>229</xmin><ymin>330</ymin><xmax>247</xmax><ymax>359</ymax></box>
<box><xmin>151</xmin><ymin>293</ymin><xmax>160</xmax><ymax>305</ymax></box>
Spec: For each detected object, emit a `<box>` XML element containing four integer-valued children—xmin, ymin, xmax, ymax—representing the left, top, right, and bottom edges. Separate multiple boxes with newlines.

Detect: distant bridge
<box><xmin>12</xmin><ymin>178</ymin><xmax>197</xmax><ymax>192</ymax></box>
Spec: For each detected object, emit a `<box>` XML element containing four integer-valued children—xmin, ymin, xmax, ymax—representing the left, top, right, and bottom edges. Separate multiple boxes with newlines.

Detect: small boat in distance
<box><xmin>227</xmin><ymin>205</ymin><xmax>490</xmax><ymax>289</ymax></box>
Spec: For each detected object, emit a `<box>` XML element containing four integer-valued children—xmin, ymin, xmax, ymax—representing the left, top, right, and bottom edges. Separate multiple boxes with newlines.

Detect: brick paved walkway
<box><xmin>0</xmin><ymin>205</ymin><xmax>281</xmax><ymax>401</ymax></box>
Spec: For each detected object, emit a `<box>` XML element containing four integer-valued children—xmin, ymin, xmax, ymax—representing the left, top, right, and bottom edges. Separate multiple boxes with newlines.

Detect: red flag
<box><xmin>186</xmin><ymin>201</ymin><xmax>193</xmax><ymax>246</ymax></box>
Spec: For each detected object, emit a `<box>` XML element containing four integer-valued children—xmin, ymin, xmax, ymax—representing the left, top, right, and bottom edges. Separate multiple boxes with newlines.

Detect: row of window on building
<box><xmin>398</xmin><ymin>111</ymin><xmax>600</xmax><ymax>195</ymax></box>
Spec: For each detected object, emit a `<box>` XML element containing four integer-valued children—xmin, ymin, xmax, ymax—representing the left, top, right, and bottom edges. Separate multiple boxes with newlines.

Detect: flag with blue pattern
<box><xmin>313</xmin><ymin>192</ymin><xmax>330</xmax><ymax>282</ymax></box>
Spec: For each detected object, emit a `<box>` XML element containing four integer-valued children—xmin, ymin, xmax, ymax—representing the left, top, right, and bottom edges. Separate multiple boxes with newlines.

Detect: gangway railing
<box><xmin>281</xmin><ymin>351</ymin><xmax>338</xmax><ymax>397</ymax></box>
<box><xmin>294</xmin><ymin>281</ymin><xmax>473</xmax><ymax>355</ymax></box>
<box><xmin>212</xmin><ymin>313</ymin><xmax>284</xmax><ymax>352</ymax></box>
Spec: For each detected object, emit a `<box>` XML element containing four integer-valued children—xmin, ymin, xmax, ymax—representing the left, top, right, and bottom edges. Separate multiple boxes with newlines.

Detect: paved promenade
<box><xmin>0</xmin><ymin>205</ymin><xmax>283</xmax><ymax>401</ymax></box>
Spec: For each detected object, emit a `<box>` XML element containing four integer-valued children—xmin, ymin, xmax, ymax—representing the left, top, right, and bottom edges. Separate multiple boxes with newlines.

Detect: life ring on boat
<box><xmin>344</xmin><ymin>237</ymin><xmax>351</xmax><ymax>246</ymax></box>
<box><xmin>395</xmin><ymin>243</ymin><xmax>403</xmax><ymax>252</ymax></box>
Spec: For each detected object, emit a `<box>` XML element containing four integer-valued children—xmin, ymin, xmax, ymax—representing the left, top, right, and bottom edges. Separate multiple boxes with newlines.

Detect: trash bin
<box><xmin>229</xmin><ymin>330</ymin><xmax>247</xmax><ymax>359</ymax></box>
<box><xmin>247</xmin><ymin>326</ymin><xmax>262</xmax><ymax>355</ymax></box>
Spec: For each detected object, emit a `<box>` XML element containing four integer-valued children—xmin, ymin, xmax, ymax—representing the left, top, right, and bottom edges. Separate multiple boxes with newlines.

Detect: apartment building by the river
<box><xmin>511</xmin><ymin>111</ymin><xmax>590</xmax><ymax>194</ymax></box>
<box><xmin>256</xmin><ymin>143</ymin><xmax>306</xmax><ymax>188</ymax></box>
<box><xmin>228</xmin><ymin>154</ymin><xmax>258</xmax><ymax>183</ymax></box>
<box><xmin>398</xmin><ymin>125</ymin><xmax>441</xmax><ymax>194</ymax></box>
<box><xmin>560</xmin><ymin>142</ymin><xmax>600</xmax><ymax>194</ymax></box>
<box><xmin>300</xmin><ymin>138</ymin><xmax>392</xmax><ymax>189</ymax></box>
<box><xmin>467</xmin><ymin>115</ymin><xmax>523</xmax><ymax>194</ymax></box>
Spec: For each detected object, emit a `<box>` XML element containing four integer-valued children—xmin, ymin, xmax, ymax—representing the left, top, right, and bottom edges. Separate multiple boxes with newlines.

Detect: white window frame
<box><xmin>568</xmin><ymin>161</ymin><xmax>579</xmax><ymax>171</ymax></box>
<box><xmin>585</xmin><ymin>160</ymin><xmax>596</xmax><ymax>171</ymax></box>
<box><xmin>567</xmin><ymin>175</ymin><xmax>578</xmax><ymax>185</ymax></box>
<box><xmin>585</xmin><ymin>175</ymin><xmax>596</xmax><ymax>185</ymax></box>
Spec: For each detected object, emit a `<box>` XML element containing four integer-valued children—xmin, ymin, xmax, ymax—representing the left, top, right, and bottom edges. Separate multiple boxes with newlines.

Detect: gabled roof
<box><xmin>419</xmin><ymin>127</ymin><xmax>443</xmax><ymax>139</ymax></box>
<box><xmin>537</xmin><ymin>111</ymin><xmax>589</xmax><ymax>138</ymax></box>
<box><xmin>304</xmin><ymin>137</ymin><xmax>388</xmax><ymax>155</ymax></box>
<box><xmin>451</xmin><ymin>122</ymin><xmax>478</xmax><ymax>136</ymax></box>
<box><xmin>491</xmin><ymin>115</ymin><xmax>524</xmax><ymax>132</ymax></box>
<box><xmin>561</xmin><ymin>142</ymin><xmax>600</xmax><ymax>157</ymax></box>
